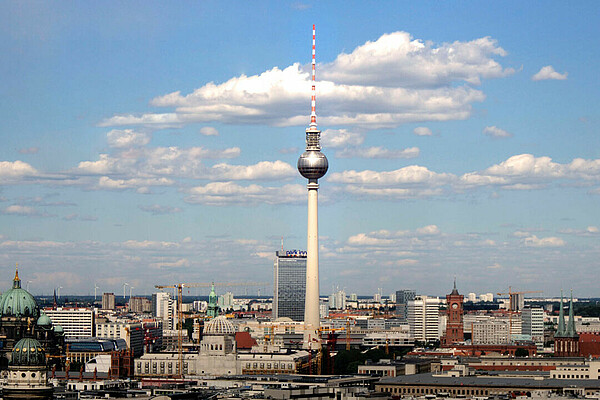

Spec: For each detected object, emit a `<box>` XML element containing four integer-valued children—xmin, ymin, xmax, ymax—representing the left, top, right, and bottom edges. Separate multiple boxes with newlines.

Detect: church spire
<box><xmin>566</xmin><ymin>290</ymin><xmax>577</xmax><ymax>338</ymax></box>
<box><xmin>556</xmin><ymin>290</ymin><xmax>565</xmax><ymax>338</ymax></box>
<box><xmin>13</xmin><ymin>263</ymin><xmax>21</xmax><ymax>289</ymax></box>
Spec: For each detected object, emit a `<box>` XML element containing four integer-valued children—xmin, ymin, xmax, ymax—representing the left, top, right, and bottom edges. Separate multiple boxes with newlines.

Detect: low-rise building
<box><xmin>96</xmin><ymin>320</ymin><xmax>144</xmax><ymax>357</ymax></box>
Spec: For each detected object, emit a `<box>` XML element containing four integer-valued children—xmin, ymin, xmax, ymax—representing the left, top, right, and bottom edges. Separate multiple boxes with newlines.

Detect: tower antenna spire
<box><xmin>310</xmin><ymin>24</ymin><xmax>317</xmax><ymax>129</ymax></box>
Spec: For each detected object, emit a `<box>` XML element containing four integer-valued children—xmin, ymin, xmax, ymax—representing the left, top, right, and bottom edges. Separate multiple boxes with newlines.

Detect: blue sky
<box><xmin>1</xmin><ymin>1</ymin><xmax>599</xmax><ymax>297</ymax></box>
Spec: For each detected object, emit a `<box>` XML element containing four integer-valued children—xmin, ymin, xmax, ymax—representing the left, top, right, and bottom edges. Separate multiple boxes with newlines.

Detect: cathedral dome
<box><xmin>0</xmin><ymin>268</ymin><xmax>39</xmax><ymax>318</ymax></box>
<box><xmin>204</xmin><ymin>316</ymin><xmax>236</xmax><ymax>336</ymax></box>
<box><xmin>11</xmin><ymin>338</ymin><xmax>45</xmax><ymax>366</ymax></box>
<box><xmin>37</xmin><ymin>311</ymin><xmax>52</xmax><ymax>327</ymax></box>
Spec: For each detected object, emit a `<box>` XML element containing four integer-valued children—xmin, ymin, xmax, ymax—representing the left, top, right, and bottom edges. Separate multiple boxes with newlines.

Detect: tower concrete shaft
<box><xmin>303</xmin><ymin>180</ymin><xmax>320</xmax><ymax>349</ymax></box>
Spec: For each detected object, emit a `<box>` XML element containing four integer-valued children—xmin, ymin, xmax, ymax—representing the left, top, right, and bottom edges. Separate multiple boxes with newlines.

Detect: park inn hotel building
<box><xmin>273</xmin><ymin>250</ymin><xmax>306</xmax><ymax>322</ymax></box>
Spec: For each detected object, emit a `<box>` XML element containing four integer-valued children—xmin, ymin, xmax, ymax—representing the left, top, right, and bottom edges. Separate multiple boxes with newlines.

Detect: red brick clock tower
<box><xmin>443</xmin><ymin>280</ymin><xmax>464</xmax><ymax>345</ymax></box>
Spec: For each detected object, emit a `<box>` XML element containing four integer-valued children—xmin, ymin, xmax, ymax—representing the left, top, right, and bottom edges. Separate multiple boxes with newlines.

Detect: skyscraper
<box><xmin>396</xmin><ymin>289</ymin><xmax>416</xmax><ymax>321</ymax></box>
<box><xmin>152</xmin><ymin>292</ymin><xmax>175</xmax><ymax>329</ymax></box>
<box><xmin>273</xmin><ymin>250</ymin><xmax>307</xmax><ymax>321</ymax></box>
<box><xmin>297</xmin><ymin>25</ymin><xmax>328</xmax><ymax>350</ymax></box>
<box><xmin>101</xmin><ymin>292</ymin><xmax>115</xmax><ymax>310</ymax></box>
<box><xmin>408</xmin><ymin>296</ymin><xmax>441</xmax><ymax>342</ymax></box>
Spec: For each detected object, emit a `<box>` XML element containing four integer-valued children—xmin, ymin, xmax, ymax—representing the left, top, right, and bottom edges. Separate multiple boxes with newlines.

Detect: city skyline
<box><xmin>1</xmin><ymin>2</ymin><xmax>599</xmax><ymax>296</ymax></box>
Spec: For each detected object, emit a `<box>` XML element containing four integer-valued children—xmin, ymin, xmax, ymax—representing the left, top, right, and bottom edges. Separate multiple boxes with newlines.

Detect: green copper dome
<box><xmin>37</xmin><ymin>311</ymin><xmax>52</xmax><ymax>327</ymax></box>
<box><xmin>0</xmin><ymin>268</ymin><xmax>39</xmax><ymax>318</ymax></box>
<box><xmin>53</xmin><ymin>324</ymin><xmax>64</xmax><ymax>334</ymax></box>
<box><xmin>11</xmin><ymin>338</ymin><xmax>46</xmax><ymax>366</ymax></box>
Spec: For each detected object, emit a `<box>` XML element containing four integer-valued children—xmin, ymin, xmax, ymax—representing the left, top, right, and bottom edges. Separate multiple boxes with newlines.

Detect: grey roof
<box><xmin>378</xmin><ymin>373</ymin><xmax>600</xmax><ymax>389</ymax></box>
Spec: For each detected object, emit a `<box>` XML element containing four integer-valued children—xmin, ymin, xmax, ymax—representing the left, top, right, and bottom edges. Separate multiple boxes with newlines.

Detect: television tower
<box><xmin>297</xmin><ymin>24</ymin><xmax>328</xmax><ymax>350</ymax></box>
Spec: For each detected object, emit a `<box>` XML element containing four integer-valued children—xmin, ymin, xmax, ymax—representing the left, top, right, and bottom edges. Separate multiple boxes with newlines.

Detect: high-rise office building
<box><xmin>408</xmin><ymin>296</ymin><xmax>441</xmax><ymax>342</ymax></box>
<box><xmin>101</xmin><ymin>292</ymin><xmax>115</xmax><ymax>310</ymax></box>
<box><xmin>522</xmin><ymin>306</ymin><xmax>544</xmax><ymax>347</ymax></box>
<box><xmin>273</xmin><ymin>250</ymin><xmax>306</xmax><ymax>321</ymax></box>
<box><xmin>396</xmin><ymin>289</ymin><xmax>416</xmax><ymax>321</ymax></box>
<box><xmin>44</xmin><ymin>307</ymin><xmax>95</xmax><ymax>339</ymax></box>
<box><xmin>152</xmin><ymin>292</ymin><xmax>175</xmax><ymax>329</ymax></box>
<box><xmin>129</xmin><ymin>296</ymin><xmax>152</xmax><ymax>313</ymax></box>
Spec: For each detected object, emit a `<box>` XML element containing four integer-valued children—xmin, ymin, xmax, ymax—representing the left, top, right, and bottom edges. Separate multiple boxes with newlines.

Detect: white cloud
<box><xmin>336</xmin><ymin>146</ymin><xmax>420</xmax><ymax>159</ymax></box>
<box><xmin>76</xmin><ymin>146</ymin><xmax>241</xmax><ymax>180</ymax></box>
<box><xmin>210</xmin><ymin>160</ymin><xmax>296</xmax><ymax>181</ymax></box>
<box><xmin>138</xmin><ymin>204</ymin><xmax>183</xmax><ymax>215</ymax></box>
<box><xmin>460</xmin><ymin>154</ymin><xmax>600</xmax><ymax>190</ymax></box>
<box><xmin>185</xmin><ymin>182</ymin><xmax>305</xmax><ymax>206</ymax></box>
<box><xmin>413</xmin><ymin>127</ymin><xmax>432</xmax><ymax>136</ymax></box>
<box><xmin>106</xmin><ymin>129</ymin><xmax>151</xmax><ymax>148</ymax></box>
<box><xmin>150</xmin><ymin>258</ymin><xmax>191</xmax><ymax>269</ymax></box>
<box><xmin>416</xmin><ymin>225</ymin><xmax>440</xmax><ymax>235</ymax></box>
<box><xmin>523</xmin><ymin>235</ymin><xmax>565</xmax><ymax>247</ymax></box>
<box><xmin>321</xmin><ymin>32</ymin><xmax>513</xmax><ymax>87</ymax></box>
<box><xmin>200</xmin><ymin>126</ymin><xmax>219</xmax><ymax>136</ymax></box>
<box><xmin>2</xmin><ymin>205</ymin><xmax>38</xmax><ymax>215</ymax></box>
<box><xmin>321</xmin><ymin>129</ymin><xmax>364</xmax><ymax>148</ymax></box>
<box><xmin>18</xmin><ymin>147</ymin><xmax>39</xmax><ymax>154</ymax></box>
<box><xmin>0</xmin><ymin>161</ymin><xmax>39</xmax><ymax>183</ymax></box>
<box><xmin>100</xmin><ymin>31</ymin><xmax>512</xmax><ymax>129</ymax></box>
<box><xmin>329</xmin><ymin>165</ymin><xmax>454</xmax><ymax>186</ymax></box>
<box><xmin>483</xmin><ymin>125</ymin><xmax>513</xmax><ymax>138</ymax></box>
<box><xmin>532</xmin><ymin>65</ymin><xmax>568</xmax><ymax>81</ymax></box>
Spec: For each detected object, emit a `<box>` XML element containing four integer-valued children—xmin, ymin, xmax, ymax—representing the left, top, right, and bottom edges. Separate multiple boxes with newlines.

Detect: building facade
<box><xmin>522</xmin><ymin>306</ymin><xmax>544</xmax><ymax>347</ymax></box>
<box><xmin>396</xmin><ymin>290</ymin><xmax>416</xmax><ymax>322</ymax></box>
<box><xmin>101</xmin><ymin>293</ymin><xmax>115</xmax><ymax>310</ymax></box>
<box><xmin>96</xmin><ymin>321</ymin><xmax>144</xmax><ymax>357</ymax></box>
<box><xmin>273</xmin><ymin>250</ymin><xmax>306</xmax><ymax>321</ymax></box>
<box><xmin>408</xmin><ymin>296</ymin><xmax>440</xmax><ymax>342</ymax></box>
<box><xmin>442</xmin><ymin>281</ymin><xmax>464</xmax><ymax>345</ymax></box>
<box><xmin>152</xmin><ymin>292</ymin><xmax>174</xmax><ymax>330</ymax></box>
<box><xmin>44</xmin><ymin>307</ymin><xmax>95</xmax><ymax>339</ymax></box>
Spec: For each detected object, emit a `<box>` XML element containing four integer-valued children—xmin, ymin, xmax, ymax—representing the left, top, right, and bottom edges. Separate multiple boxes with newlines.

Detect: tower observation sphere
<box><xmin>297</xmin><ymin>146</ymin><xmax>328</xmax><ymax>180</ymax></box>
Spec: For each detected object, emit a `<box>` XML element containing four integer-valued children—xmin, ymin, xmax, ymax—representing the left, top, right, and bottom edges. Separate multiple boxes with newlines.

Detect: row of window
<box><xmin>243</xmin><ymin>362</ymin><xmax>294</xmax><ymax>370</ymax></box>
<box><xmin>381</xmin><ymin>386</ymin><xmax>489</xmax><ymax>396</ymax></box>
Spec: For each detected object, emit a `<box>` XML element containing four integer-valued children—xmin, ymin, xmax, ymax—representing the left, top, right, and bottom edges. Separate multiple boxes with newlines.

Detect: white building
<box><xmin>522</xmin><ymin>306</ymin><xmax>544</xmax><ymax>347</ymax></box>
<box><xmin>218</xmin><ymin>292</ymin><xmax>235</xmax><ymax>310</ymax></box>
<box><xmin>468</xmin><ymin>293</ymin><xmax>477</xmax><ymax>302</ymax></box>
<box><xmin>408</xmin><ymin>296</ymin><xmax>441</xmax><ymax>342</ymax></box>
<box><xmin>44</xmin><ymin>307</ymin><xmax>95</xmax><ymax>339</ymax></box>
<box><xmin>329</xmin><ymin>290</ymin><xmax>347</xmax><ymax>310</ymax></box>
<box><xmin>472</xmin><ymin>320</ymin><xmax>509</xmax><ymax>344</ymax></box>
<box><xmin>152</xmin><ymin>292</ymin><xmax>175</xmax><ymax>329</ymax></box>
<box><xmin>479</xmin><ymin>293</ymin><xmax>494</xmax><ymax>302</ymax></box>
<box><xmin>96</xmin><ymin>320</ymin><xmax>144</xmax><ymax>356</ymax></box>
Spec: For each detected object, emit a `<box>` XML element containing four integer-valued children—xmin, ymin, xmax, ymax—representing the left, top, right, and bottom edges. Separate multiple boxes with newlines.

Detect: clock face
<box><xmin>451</xmin><ymin>303</ymin><xmax>458</xmax><ymax>309</ymax></box>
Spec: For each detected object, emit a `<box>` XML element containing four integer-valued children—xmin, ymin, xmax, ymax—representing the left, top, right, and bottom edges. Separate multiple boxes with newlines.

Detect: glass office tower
<box><xmin>273</xmin><ymin>250</ymin><xmax>307</xmax><ymax>321</ymax></box>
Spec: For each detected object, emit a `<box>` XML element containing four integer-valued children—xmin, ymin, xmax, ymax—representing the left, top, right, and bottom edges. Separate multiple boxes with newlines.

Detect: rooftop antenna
<box><xmin>310</xmin><ymin>24</ymin><xmax>317</xmax><ymax>129</ymax></box>
<box><xmin>281</xmin><ymin>236</ymin><xmax>284</xmax><ymax>252</ymax></box>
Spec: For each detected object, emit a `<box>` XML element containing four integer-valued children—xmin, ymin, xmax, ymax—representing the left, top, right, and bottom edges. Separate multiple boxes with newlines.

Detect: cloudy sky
<box><xmin>1</xmin><ymin>1</ymin><xmax>599</xmax><ymax>297</ymax></box>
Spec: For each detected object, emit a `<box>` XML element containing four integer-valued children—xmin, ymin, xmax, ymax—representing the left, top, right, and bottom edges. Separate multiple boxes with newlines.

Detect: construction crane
<box><xmin>154</xmin><ymin>281</ymin><xmax>268</xmax><ymax>377</ymax></box>
<box><xmin>497</xmin><ymin>287</ymin><xmax>543</xmax><ymax>341</ymax></box>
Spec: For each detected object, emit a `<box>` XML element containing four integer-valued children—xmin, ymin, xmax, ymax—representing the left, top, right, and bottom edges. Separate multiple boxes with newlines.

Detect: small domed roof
<box><xmin>0</xmin><ymin>267</ymin><xmax>39</xmax><ymax>318</ymax></box>
<box><xmin>37</xmin><ymin>311</ymin><xmax>52</xmax><ymax>327</ymax></box>
<box><xmin>53</xmin><ymin>324</ymin><xmax>64</xmax><ymax>334</ymax></box>
<box><xmin>204</xmin><ymin>316</ymin><xmax>236</xmax><ymax>336</ymax></box>
<box><xmin>11</xmin><ymin>338</ymin><xmax>45</xmax><ymax>366</ymax></box>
